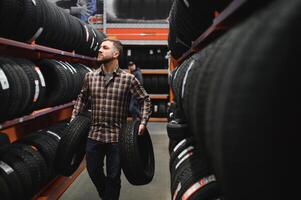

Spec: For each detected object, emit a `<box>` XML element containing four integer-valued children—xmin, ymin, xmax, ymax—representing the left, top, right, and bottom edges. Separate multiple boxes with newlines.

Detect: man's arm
<box><xmin>130</xmin><ymin>76</ymin><xmax>152</xmax><ymax>134</ymax></box>
<box><xmin>71</xmin><ymin>73</ymin><xmax>90</xmax><ymax>120</ymax></box>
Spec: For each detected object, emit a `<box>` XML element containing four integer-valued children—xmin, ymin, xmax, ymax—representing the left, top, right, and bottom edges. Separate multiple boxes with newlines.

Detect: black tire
<box><xmin>15</xmin><ymin>0</ymin><xmax>41</xmax><ymax>42</ymax></box>
<box><xmin>1</xmin><ymin>153</ymin><xmax>33</xmax><ymax>199</ymax></box>
<box><xmin>5</xmin><ymin>146</ymin><xmax>41</xmax><ymax>194</ymax></box>
<box><xmin>18</xmin><ymin>133</ymin><xmax>57</xmax><ymax>178</ymax></box>
<box><xmin>13</xmin><ymin>58</ymin><xmax>38</xmax><ymax>114</ymax></box>
<box><xmin>0</xmin><ymin>160</ymin><xmax>25</xmax><ymax>200</ymax></box>
<box><xmin>4</xmin><ymin>58</ymin><xmax>32</xmax><ymax>118</ymax></box>
<box><xmin>171</xmin><ymin>152</ymin><xmax>218</xmax><ymax>200</ymax></box>
<box><xmin>55</xmin><ymin>114</ymin><xmax>91</xmax><ymax>176</ymax></box>
<box><xmin>0</xmin><ymin>133</ymin><xmax>10</xmax><ymax>155</ymax></box>
<box><xmin>13</xmin><ymin>144</ymin><xmax>48</xmax><ymax>188</ymax></box>
<box><xmin>37</xmin><ymin>59</ymin><xmax>69</xmax><ymax>106</ymax></box>
<box><xmin>166</xmin><ymin>118</ymin><xmax>191</xmax><ymax>141</ymax></box>
<box><xmin>120</xmin><ymin>119</ymin><xmax>155</xmax><ymax>185</ymax></box>
<box><xmin>0</xmin><ymin>63</ymin><xmax>10</xmax><ymax>121</ymax></box>
<box><xmin>168</xmin><ymin>0</ymin><xmax>214</xmax><ymax>59</ymax></box>
<box><xmin>114</xmin><ymin>0</ymin><xmax>172</xmax><ymax>20</ymax></box>
<box><xmin>186</xmin><ymin>37</ymin><xmax>228</xmax><ymax>153</ymax></box>
<box><xmin>205</xmin><ymin>1</ymin><xmax>300</xmax><ymax>199</ymax></box>
<box><xmin>0</xmin><ymin>0</ymin><xmax>24</xmax><ymax>40</ymax></box>
<box><xmin>0</xmin><ymin>58</ymin><xmax>23</xmax><ymax>120</ymax></box>
<box><xmin>0</xmin><ymin>174</ymin><xmax>11</xmax><ymax>200</ymax></box>
<box><xmin>157</xmin><ymin>75</ymin><xmax>168</xmax><ymax>94</ymax></box>
<box><xmin>169</xmin><ymin>137</ymin><xmax>194</xmax><ymax>172</ymax></box>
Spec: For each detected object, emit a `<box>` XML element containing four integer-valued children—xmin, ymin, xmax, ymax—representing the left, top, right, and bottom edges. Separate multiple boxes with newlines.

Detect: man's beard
<box><xmin>99</xmin><ymin>56</ymin><xmax>115</xmax><ymax>64</ymax></box>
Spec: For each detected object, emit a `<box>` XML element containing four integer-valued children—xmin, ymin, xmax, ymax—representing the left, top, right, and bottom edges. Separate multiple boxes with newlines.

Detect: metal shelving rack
<box><xmin>0</xmin><ymin>37</ymin><xmax>96</xmax><ymax>200</ymax></box>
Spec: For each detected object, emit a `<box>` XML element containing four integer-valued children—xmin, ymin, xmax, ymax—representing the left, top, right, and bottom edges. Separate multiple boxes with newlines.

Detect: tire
<box><xmin>13</xmin><ymin>144</ymin><xmax>48</xmax><ymax>188</ymax></box>
<box><xmin>0</xmin><ymin>133</ymin><xmax>10</xmax><ymax>155</ymax></box>
<box><xmin>172</xmin><ymin>56</ymin><xmax>193</xmax><ymax>117</ymax></box>
<box><xmin>0</xmin><ymin>64</ymin><xmax>10</xmax><ymax>121</ymax></box>
<box><xmin>5</xmin><ymin>145</ymin><xmax>41</xmax><ymax>194</ymax></box>
<box><xmin>120</xmin><ymin>119</ymin><xmax>155</xmax><ymax>185</ymax></box>
<box><xmin>37</xmin><ymin>59</ymin><xmax>69</xmax><ymax>106</ymax></box>
<box><xmin>169</xmin><ymin>137</ymin><xmax>194</xmax><ymax>171</ymax></box>
<box><xmin>0</xmin><ymin>160</ymin><xmax>25</xmax><ymax>200</ymax></box>
<box><xmin>167</xmin><ymin>120</ymin><xmax>191</xmax><ymax>141</ymax></box>
<box><xmin>0</xmin><ymin>0</ymin><xmax>24</xmax><ymax>40</ymax></box>
<box><xmin>205</xmin><ymin>1</ymin><xmax>300</xmax><ymax>199</ymax></box>
<box><xmin>0</xmin><ymin>58</ymin><xmax>23</xmax><ymax>120</ymax></box>
<box><xmin>1</xmin><ymin>153</ymin><xmax>33</xmax><ymax>199</ymax></box>
<box><xmin>13</xmin><ymin>58</ymin><xmax>38</xmax><ymax>114</ymax></box>
<box><xmin>15</xmin><ymin>0</ymin><xmax>41</xmax><ymax>42</ymax></box>
<box><xmin>171</xmin><ymin>151</ymin><xmax>217</xmax><ymax>199</ymax></box>
<box><xmin>55</xmin><ymin>114</ymin><xmax>91</xmax><ymax>176</ymax></box>
<box><xmin>0</xmin><ymin>174</ymin><xmax>11</xmax><ymax>200</ymax></box>
<box><xmin>168</xmin><ymin>0</ymin><xmax>214</xmax><ymax>59</ymax></box>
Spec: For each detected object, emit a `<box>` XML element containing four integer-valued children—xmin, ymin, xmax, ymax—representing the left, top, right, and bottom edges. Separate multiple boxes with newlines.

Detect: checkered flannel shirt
<box><xmin>71</xmin><ymin>66</ymin><xmax>152</xmax><ymax>143</ymax></box>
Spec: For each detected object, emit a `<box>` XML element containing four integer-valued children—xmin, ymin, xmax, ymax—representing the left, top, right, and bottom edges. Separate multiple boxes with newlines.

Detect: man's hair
<box><xmin>103</xmin><ymin>38</ymin><xmax>123</xmax><ymax>57</ymax></box>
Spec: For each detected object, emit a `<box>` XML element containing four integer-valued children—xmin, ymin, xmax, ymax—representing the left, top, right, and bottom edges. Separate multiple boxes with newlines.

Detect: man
<box><xmin>128</xmin><ymin>61</ymin><xmax>143</xmax><ymax>120</ymax></box>
<box><xmin>71</xmin><ymin>38</ymin><xmax>152</xmax><ymax>200</ymax></box>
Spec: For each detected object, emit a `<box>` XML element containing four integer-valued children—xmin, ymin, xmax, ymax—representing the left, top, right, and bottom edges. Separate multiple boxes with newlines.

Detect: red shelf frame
<box><xmin>0</xmin><ymin>37</ymin><xmax>98</xmax><ymax>65</ymax></box>
<box><xmin>150</xmin><ymin>94</ymin><xmax>169</xmax><ymax>100</ymax></box>
<box><xmin>141</xmin><ymin>69</ymin><xmax>168</xmax><ymax>74</ymax></box>
<box><xmin>0</xmin><ymin>102</ymin><xmax>74</xmax><ymax>130</ymax></box>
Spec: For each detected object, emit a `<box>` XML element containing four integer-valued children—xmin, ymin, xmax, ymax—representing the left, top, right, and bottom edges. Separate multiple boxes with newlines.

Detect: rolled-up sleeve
<box><xmin>130</xmin><ymin>76</ymin><xmax>152</xmax><ymax>125</ymax></box>
<box><xmin>71</xmin><ymin>73</ymin><xmax>89</xmax><ymax>120</ymax></box>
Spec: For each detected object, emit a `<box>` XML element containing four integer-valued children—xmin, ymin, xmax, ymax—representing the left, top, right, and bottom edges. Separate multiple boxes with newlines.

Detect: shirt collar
<box><xmin>97</xmin><ymin>64</ymin><xmax>121</xmax><ymax>76</ymax></box>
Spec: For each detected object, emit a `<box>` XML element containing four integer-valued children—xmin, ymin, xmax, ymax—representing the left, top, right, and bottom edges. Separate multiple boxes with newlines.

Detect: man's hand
<box><xmin>138</xmin><ymin>124</ymin><xmax>146</xmax><ymax>136</ymax></box>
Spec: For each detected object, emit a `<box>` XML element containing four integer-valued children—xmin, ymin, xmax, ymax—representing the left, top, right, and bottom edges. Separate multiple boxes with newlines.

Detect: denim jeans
<box><xmin>86</xmin><ymin>138</ymin><xmax>121</xmax><ymax>200</ymax></box>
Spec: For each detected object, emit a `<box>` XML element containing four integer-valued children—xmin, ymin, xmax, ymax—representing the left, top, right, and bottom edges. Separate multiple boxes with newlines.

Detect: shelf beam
<box><xmin>149</xmin><ymin>118</ymin><xmax>167</xmax><ymax>122</ymax></box>
<box><xmin>149</xmin><ymin>94</ymin><xmax>169</xmax><ymax>100</ymax></box>
<box><xmin>0</xmin><ymin>37</ymin><xmax>98</xmax><ymax>65</ymax></box>
<box><xmin>141</xmin><ymin>69</ymin><xmax>168</xmax><ymax>74</ymax></box>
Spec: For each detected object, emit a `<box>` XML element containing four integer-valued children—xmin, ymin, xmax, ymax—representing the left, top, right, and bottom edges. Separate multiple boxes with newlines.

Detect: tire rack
<box><xmin>0</xmin><ymin>37</ymin><xmax>97</xmax><ymax>200</ymax></box>
<box><xmin>171</xmin><ymin>0</ymin><xmax>264</xmax><ymax>67</ymax></box>
<box><xmin>144</xmin><ymin>70</ymin><xmax>169</xmax><ymax>122</ymax></box>
<box><xmin>168</xmin><ymin>0</ymin><xmax>267</xmax><ymax>104</ymax></box>
<box><xmin>135</xmin><ymin>69</ymin><xmax>169</xmax><ymax>122</ymax></box>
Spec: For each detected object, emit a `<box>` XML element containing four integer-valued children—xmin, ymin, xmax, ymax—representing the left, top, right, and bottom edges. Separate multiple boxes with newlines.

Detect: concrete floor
<box><xmin>59</xmin><ymin>122</ymin><xmax>171</xmax><ymax>200</ymax></box>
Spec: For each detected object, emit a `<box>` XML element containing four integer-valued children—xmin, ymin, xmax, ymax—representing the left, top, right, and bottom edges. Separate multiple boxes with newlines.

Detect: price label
<box><xmin>33</xmin><ymin>80</ymin><xmax>40</xmax><ymax>102</ymax></box>
<box><xmin>0</xmin><ymin>68</ymin><xmax>9</xmax><ymax>90</ymax></box>
<box><xmin>127</xmin><ymin>49</ymin><xmax>132</xmax><ymax>56</ymax></box>
<box><xmin>0</xmin><ymin>161</ymin><xmax>14</xmax><ymax>175</ymax></box>
<box><xmin>35</xmin><ymin>67</ymin><xmax>46</xmax><ymax>87</ymax></box>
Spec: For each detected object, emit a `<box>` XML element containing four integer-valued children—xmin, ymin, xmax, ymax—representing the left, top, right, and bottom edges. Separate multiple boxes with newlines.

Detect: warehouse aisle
<box><xmin>59</xmin><ymin>122</ymin><xmax>171</xmax><ymax>200</ymax></box>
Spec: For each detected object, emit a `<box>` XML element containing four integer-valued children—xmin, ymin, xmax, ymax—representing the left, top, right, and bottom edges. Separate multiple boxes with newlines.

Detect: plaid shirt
<box><xmin>71</xmin><ymin>66</ymin><xmax>152</xmax><ymax>143</ymax></box>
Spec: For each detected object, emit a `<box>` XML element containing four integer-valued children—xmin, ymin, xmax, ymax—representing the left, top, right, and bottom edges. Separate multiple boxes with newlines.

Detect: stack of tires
<box><xmin>168</xmin><ymin>0</ymin><xmax>299</xmax><ymax>199</ymax></box>
<box><xmin>0</xmin><ymin>112</ymin><xmax>91</xmax><ymax>199</ymax></box>
<box><xmin>0</xmin><ymin>56</ymin><xmax>92</xmax><ymax>122</ymax></box>
<box><xmin>0</xmin><ymin>0</ymin><xmax>106</xmax><ymax>57</ymax></box>
<box><xmin>0</xmin><ymin>122</ymin><xmax>68</xmax><ymax>199</ymax></box>
<box><xmin>122</xmin><ymin>45</ymin><xmax>169</xmax><ymax>69</ymax></box>
<box><xmin>143</xmin><ymin>74</ymin><xmax>169</xmax><ymax>94</ymax></box>
<box><xmin>112</xmin><ymin>0</ymin><xmax>173</xmax><ymax>20</ymax></box>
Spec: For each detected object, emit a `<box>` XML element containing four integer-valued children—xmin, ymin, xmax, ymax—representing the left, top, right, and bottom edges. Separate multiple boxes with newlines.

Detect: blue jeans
<box><xmin>86</xmin><ymin>138</ymin><xmax>121</xmax><ymax>200</ymax></box>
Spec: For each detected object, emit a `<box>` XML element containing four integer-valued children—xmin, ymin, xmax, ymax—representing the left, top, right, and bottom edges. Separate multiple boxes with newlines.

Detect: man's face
<box><xmin>98</xmin><ymin>41</ymin><xmax>119</xmax><ymax>63</ymax></box>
